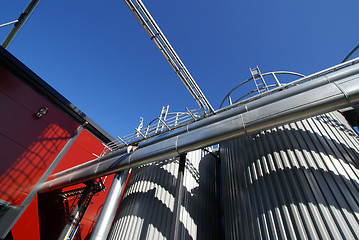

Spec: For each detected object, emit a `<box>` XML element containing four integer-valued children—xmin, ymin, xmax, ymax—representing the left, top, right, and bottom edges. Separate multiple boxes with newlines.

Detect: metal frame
<box><xmin>124</xmin><ymin>0</ymin><xmax>214</xmax><ymax>114</ymax></box>
<box><xmin>58</xmin><ymin>179</ymin><xmax>105</xmax><ymax>240</ymax></box>
<box><xmin>342</xmin><ymin>44</ymin><xmax>359</xmax><ymax>63</ymax></box>
<box><xmin>0</xmin><ymin>20</ymin><xmax>19</xmax><ymax>28</ymax></box>
<box><xmin>1</xmin><ymin>0</ymin><xmax>41</xmax><ymax>48</ymax></box>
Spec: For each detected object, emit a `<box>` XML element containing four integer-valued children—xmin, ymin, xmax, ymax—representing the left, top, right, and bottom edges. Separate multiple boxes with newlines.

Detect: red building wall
<box><xmin>10</xmin><ymin>129</ymin><xmax>115</xmax><ymax>240</ymax></box>
<box><xmin>49</xmin><ymin>130</ymin><xmax>115</xmax><ymax>239</ymax></box>
<box><xmin>11</xmin><ymin>196</ymin><xmax>40</xmax><ymax>240</ymax></box>
<box><xmin>0</xmin><ymin>51</ymin><xmax>115</xmax><ymax>239</ymax></box>
<box><xmin>0</xmin><ymin>64</ymin><xmax>78</xmax><ymax>206</ymax></box>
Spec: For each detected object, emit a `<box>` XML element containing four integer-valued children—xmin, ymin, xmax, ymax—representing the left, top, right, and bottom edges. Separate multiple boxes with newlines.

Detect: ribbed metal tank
<box><xmin>107</xmin><ymin>148</ymin><xmax>220</xmax><ymax>240</ymax></box>
<box><xmin>220</xmin><ymin>111</ymin><xmax>359</xmax><ymax>239</ymax></box>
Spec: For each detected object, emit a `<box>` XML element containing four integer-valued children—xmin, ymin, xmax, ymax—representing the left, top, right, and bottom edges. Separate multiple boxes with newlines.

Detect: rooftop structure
<box><xmin>1</xmin><ymin>1</ymin><xmax>359</xmax><ymax>240</ymax></box>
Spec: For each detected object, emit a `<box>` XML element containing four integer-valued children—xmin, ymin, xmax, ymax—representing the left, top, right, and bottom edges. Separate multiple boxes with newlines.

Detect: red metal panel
<box><xmin>0</xmin><ymin>54</ymin><xmax>114</xmax><ymax>239</ymax></box>
<box><xmin>11</xmin><ymin>196</ymin><xmax>40</xmax><ymax>240</ymax></box>
<box><xmin>52</xmin><ymin>130</ymin><xmax>105</xmax><ymax>175</ymax></box>
<box><xmin>0</xmin><ymin>65</ymin><xmax>78</xmax><ymax>205</ymax></box>
<box><xmin>36</xmin><ymin>130</ymin><xmax>111</xmax><ymax>239</ymax></box>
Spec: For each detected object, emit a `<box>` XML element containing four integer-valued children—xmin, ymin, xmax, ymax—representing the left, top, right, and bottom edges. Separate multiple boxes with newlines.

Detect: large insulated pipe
<box><xmin>50</xmin><ymin>58</ymin><xmax>359</xmax><ymax>181</ymax></box>
<box><xmin>40</xmin><ymin>61</ymin><xmax>359</xmax><ymax>192</ymax></box>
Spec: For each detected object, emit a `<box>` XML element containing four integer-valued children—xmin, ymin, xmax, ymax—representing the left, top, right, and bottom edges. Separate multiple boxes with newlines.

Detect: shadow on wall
<box><xmin>108</xmin><ymin>150</ymin><xmax>220</xmax><ymax>240</ymax></box>
<box><xmin>0</xmin><ymin>62</ymin><xmax>78</xmax><ymax>209</ymax></box>
<box><xmin>0</xmin><ymin>124</ymin><xmax>73</xmax><ymax>206</ymax></box>
<box><xmin>220</xmin><ymin>112</ymin><xmax>359</xmax><ymax>239</ymax></box>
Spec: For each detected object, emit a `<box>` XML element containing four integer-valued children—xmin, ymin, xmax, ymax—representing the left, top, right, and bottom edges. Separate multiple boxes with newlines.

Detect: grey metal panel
<box><xmin>220</xmin><ymin>111</ymin><xmax>359</xmax><ymax>239</ymax></box>
<box><xmin>107</xmin><ymin>149</ymin><xmax>220</xmax><ymax>240</ymax></box>
<box><xmin>108</xmin><ymin>157</ymin><xmax>179</xmax><ymax>240</ymax></box>
<box><xmin>177</xmin><ymin>149</ymin><xmax>220</xmax><ymax>240</ymax></box>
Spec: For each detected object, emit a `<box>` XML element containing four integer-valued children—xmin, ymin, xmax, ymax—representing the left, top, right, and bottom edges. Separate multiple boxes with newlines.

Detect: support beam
<box><xmin>2</xmin><ymin>0</ymin><xmax>41</xmax><ymax>48</ymax></box>
<box><xmin>124</xmin><ymin>0</ymin><xmax>214</xmax><ymax>114</ymax></box>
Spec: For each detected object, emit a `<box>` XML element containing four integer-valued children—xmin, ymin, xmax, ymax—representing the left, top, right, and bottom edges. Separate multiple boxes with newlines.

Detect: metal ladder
<box><xmin>250</xmin><ymin>66</ymin><xmax>269</xmax><ymax>94</ymax></box>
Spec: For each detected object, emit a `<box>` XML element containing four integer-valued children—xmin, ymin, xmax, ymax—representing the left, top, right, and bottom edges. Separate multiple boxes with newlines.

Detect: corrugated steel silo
<box><xmin>108</xmin><ymin>148</ymin><xmax>220</xmax><ymax>240</ymax></box>
<box><xmin>220</xmin><ymin>111</ymin><xmax>359</xmax><ymax>239</ymax></box>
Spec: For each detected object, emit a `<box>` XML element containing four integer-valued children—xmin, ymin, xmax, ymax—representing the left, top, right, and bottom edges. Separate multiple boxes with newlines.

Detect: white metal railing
<box><xmin>219</xmin><ymin>57</ymin><xmax>359</xmax><ymax>112</ymax></box>
<box><xmin>219</xmin><ymin>71</ymin><xmax>305</xmax><ymax>109</ymax></box>
<box><xmin>101</xmin><ymin>108</ymin><xmax>205</xmax><ymax>155</ymax></box>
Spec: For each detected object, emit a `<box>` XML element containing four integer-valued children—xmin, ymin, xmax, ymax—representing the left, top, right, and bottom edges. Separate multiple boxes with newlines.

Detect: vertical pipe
<box><xmin>90</xmin><ymin>170</ymin><xmax>129</xmax><ymax>240</ymax></box>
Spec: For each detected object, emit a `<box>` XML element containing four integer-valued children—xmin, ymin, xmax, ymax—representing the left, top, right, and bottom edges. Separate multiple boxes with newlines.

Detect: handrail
<box><xmin>342</xmin><ymin>44</ymin><xmax>359</xmax><ymax>63</ymax></box>
<box><xmin>101</xmin><ymin>107</ymin><xmax>205</xmax><ymax>155</ymax></box>
<box><xmin>218</xmin><ymin>57</ymin><xmax>359</xmax><ymax>113</ymax></box>
<box><xmin>219</xmin><ymin>71</ymin><xmax>305</xmax><ymax>109</ymax></box>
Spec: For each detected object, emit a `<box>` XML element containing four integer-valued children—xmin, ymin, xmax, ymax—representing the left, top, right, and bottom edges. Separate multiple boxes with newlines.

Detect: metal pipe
<box><xmin>117</xmin><ymin>136</ymin><xmax>128</xmax><ymax>146</ymax></box>
<box><xmin>158</xmin><ymin>117</ymin><xmax>171</xmax><ymax>130</ymax></box>
<box><xmin>124</xmin><ymin>0</ymin><xmax>214</xmax><ymax>114</ymax></box>
<box><xmin>2</xmin><ymin>0</ymin><xmax>41</xmax><ymax>48</ymax></box>
<box><xmin>272</xmin><ymin>72</ymin><xmax>281</xmax><ymax>86</ymax></box>
<box><xmin>134</xmin><ymin>127</ymin><xmax>147</xmax><ymax>139</ymax></box>
<box><xmin>39</xmin><ymin>62</ymin><xmax>359</xmax><ymax>192</ymax></box>
<box><xmin>342</xmin><ymin>44</ymin><xmax>359</xmax><ymax>63</ymax></box>
<box><xmin>0</xmin><ymin>20</ymin><xmax>19</xmax><ymax>28</ymax></box>
<box><xmin>90</xmin><ymin>171</ymin><xmax>129</xmax><ymax>240</ymax></box>
<box><xmin>185</xmin><ymin>107</ymin><xmax>197</xmax><ymax>120</ymax></box>
<box><xmin>52</xmin><ymin>148</ymin><xmax>128</xmax><ymax>179</ymax></box>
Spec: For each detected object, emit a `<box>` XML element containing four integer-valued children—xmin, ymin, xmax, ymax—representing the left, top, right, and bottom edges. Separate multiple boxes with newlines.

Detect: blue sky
<box><xmin>1</xmin><ymin>1</ymin><xmax>359</xmax><ymax>138</ymax></box>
